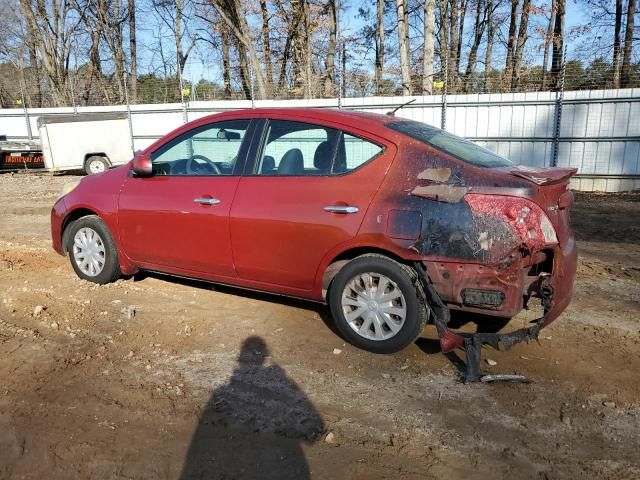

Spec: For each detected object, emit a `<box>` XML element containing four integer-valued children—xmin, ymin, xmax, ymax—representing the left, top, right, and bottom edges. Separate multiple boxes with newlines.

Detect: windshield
<box><xmin>387</xmin><ymin>120</ymin><xmax>513</xmax><ymax>168</ymax></box>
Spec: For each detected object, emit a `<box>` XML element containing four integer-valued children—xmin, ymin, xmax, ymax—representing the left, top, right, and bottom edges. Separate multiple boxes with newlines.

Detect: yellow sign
<box><xmin>16</xmin><ymin>99</ymin><xmax>22</xmax><ymax>105</ymax></box>
<box><xmin>433</xmin><ymin>81</ymin><xmax>444</xmax><ymax>89</ymax></box>
<box><xmin>182</xmin><ymin>87</ymin><xmax>190</xmax><ymax>97</ymax></box>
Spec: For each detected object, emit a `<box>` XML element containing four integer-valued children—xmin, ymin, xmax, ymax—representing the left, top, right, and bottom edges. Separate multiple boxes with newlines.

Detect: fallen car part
<box><xmin>413</xmin><ymin>262</ymin><xmax>552</xmax><ymax>383</ymax></box>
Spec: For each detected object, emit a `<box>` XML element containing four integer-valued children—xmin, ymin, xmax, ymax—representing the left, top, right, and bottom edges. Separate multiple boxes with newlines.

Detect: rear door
<box><xmin>118</xmin><ymin>119</ymin><xmax>254</xmax><ymax>277</ymax></box>
<box><xmin>229</xmin><ymin>117</ymin><xmax>394</xmax><ymax>291</ymax></box>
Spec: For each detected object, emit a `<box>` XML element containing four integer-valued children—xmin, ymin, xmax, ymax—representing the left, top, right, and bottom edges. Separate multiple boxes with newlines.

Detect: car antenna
<box><xmin>386</xmin><ymin>98</ymin><xmax>416</xmax><ymax>116</ymax></box>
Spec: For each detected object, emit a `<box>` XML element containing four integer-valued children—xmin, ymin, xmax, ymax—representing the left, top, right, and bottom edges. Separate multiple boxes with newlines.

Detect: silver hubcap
<box><xmin>341</xmin><ymin>272</ymin><xmax>407</xmax><ymax>341</ymax></box>
<box><xmin>72</xmin><ymin>227</ymin><xmax>106</xmax><ymax>277</ymax></box>
<box><xmin>89</xmin><ymin>159</ymin><xmax>105</xmax><ymax>173</ymax></box>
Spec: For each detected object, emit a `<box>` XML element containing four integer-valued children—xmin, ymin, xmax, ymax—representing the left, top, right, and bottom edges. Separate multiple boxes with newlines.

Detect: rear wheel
<box><xmin>85</xmin><ymin>156</ymin><xmax>109</xmax><ymax>175</ymax></box>
<box><xmin>66</xmin><ymin>215</ymin><xmax>121</xmax><ymax>284</ymax></box>
<box><xmin>328</xmin><ymin>255</ymin><xmax>429</xmax><ymax>354</ymax></box>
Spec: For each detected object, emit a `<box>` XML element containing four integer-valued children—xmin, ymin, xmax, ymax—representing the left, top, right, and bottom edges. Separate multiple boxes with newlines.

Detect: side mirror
<box><xmin>131</xmin><ymin>152</ymin><xmax>152</xmax><ymax>177</ymax></box>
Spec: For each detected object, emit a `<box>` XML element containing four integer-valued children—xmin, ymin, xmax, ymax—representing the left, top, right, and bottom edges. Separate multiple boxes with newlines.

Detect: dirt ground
<box><xmin>0</xmin><ymin>173</ymin><xmax>638</xmax><ymax>480</ymax></box>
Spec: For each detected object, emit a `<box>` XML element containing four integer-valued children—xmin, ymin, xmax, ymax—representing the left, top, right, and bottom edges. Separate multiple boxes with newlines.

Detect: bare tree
<box><xmin>128</xmin><ymin>0</ymin><xmax>137</xmax><ymax>102</ymax></box>
<box><xmin>259</xmin><ymin>0</ymin><xmax>274</xmax><ymax>96</ymax></box>
<box><xmin>324</xmin><ymin>0</ymin><xmax>337</xmax><ymax>96</ymax></box>
<box><xmin>464</xmin><ymin>0</ymin><xmax>486</xmax><ymax>92</ymax></box>
<box><xmin>503</xmin><ymin>0</ymin><xmax>519</xmax><ymax>89</ymax></box>
<box><xmin>621</xmin><ymin>0</ymin><xmax>636</xmax><ymax>87</ymax></box>
<box><xmin>541</xmin><ymin>0</ymin><xmax>555</xmax><ymax>90</ymax></box>
<box><xmin>484</xmin><ymin>0</ymin><xmax>495</xmax><ymax>91</ymax></box>
<box><xmin>18</xmin><ymin>0</ymin><xmax>84</xmax><ymax>105</ymax></box>
<box><xmin>209</xmin><ymin>0</ymin><xmax>268</xmax><ymax>98</ymax></box>
<box><xmin>423</xmin><ymin>0</ymin><xmax>435</xmax><ymax>94</ymax></box>
<box><xmin>551</xmin><ymin>0</ymin><xmax>565</xmax><ymax>90</ymax></box>
<box><xmin>449</xmin><ymin>0</ymin><xmax>460</xmax><ymax>84</ymax></box>
<box><xmin>396</xmin><ymin>0</ymin><xmax>411</xmax><ymax>94</ymax></box>
<box><xmin>511</xmin><ymin>0</ymin><xmax>531</xmax><ymax>90</ymax></box>
<box><xmin>375</xmin><ymin>0</ymin><xmax>384</xmax><ymax>94</ymax></box>
<box><xmin>217</xmin><ymin>20</ymin><xmax>231</xmax><ymax>97</ymax></box>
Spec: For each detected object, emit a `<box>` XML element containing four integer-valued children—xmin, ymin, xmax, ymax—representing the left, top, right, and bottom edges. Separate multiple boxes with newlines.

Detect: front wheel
<box><xmin>66</xmin><ymin>215</ymin><xmax>121</xmax><ymax>284</ymax></box>
<box><xmin>328</xmin><ymin>255</ymin><xmax>429</xmax><ymax>354</ymax></box>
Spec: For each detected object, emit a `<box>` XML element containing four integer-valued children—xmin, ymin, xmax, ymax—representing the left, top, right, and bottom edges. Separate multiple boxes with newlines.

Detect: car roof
<box><xmin>209</xmin><ymin>108</ymin><xmax>399</xmax><ymax>127</ymax></box>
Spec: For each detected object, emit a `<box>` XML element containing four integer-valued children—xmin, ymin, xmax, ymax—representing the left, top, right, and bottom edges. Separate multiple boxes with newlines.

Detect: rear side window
<box><xmin>342</xmin><ymin>133</ymin><xmax>383</xmax><ymax>171</ymax></box>
<box><xmin>255</xmin><ymin>119</ymin><xmax>383</xmax><ymax>176</ymax></box>
<box><xmin>387</xmin><ymin>120</ymin><xmax>512</xmax><ymax>168</ymax></box>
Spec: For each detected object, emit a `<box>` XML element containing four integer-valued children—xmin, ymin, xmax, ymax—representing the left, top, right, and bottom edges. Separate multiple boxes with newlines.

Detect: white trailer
<box><xmin>38</xmin><ymin>112</ymin><xmax>133</xmax><ymax>175</ymax></box>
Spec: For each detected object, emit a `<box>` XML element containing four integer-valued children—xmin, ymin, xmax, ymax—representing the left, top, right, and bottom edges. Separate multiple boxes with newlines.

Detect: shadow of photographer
<box><xmin>179</xmin><ymin>336</ymin><xmax>324</xmax><ymax>479</ymax></box>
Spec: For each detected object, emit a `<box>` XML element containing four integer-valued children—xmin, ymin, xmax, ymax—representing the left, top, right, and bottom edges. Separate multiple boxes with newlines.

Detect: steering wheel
<box><xmin>186</xmin><ymin>154</ymin><xmax>221</xmax><ymax>175</ymax></box>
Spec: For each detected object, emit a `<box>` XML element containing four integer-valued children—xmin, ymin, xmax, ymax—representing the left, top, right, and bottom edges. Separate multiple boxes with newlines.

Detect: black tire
<box><xmin>328</xmin><ymin>254</ymin><xmax>429</xmax><ymax>354</ymax></box>
<box><xmin>66</xmin><ymin>215</ymin><xmax>121</xmax><ymax>284</ymax></box>
<box><xmin>84</xmin><ymin>156</ymin><xmax>109</xmax><ymax>175</ymax></box>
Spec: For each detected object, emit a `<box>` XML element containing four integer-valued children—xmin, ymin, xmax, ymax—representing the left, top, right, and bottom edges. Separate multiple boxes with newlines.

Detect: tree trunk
<box><xmin>484</xmin><ymin>0</ymin><xmax>494</xmax><ymax>91</ymax></box>
<box><xmin>210</xmin><ymin>0</ymin><xmax>268</xmax><ymax>99</ymax></box>
<box><xmin>83</xmin><ymin>26</ymin><xmax>102</xmax><ymax>105</ymax></box>
<box><xmin>302</xmin><ymin>0</ymin><xmax>313</xmax><ymax>98</ymax></box>
<box><xmin>511</xmin><ymin>0</ymin><xmax>530</xmax><ymax>90</ymax></box>
<box><xmin>396</xmin><ymin>0</ymin><xmax>411</xmax><ymax>95</ymax></box>
<box><xmin>324</xmin><ymin>0</ymin><xmax>337</xmax><ymax>97</ymax></box>
<box><xmin>449</xmin><ymin>0</ymin><xmax>459</xmax><ymax>88</ymax></box>
<box><xmin>236</xmin><ymin>41</ymin><xmax>252</xmax><ymax>99</ymax></box>
<box><xmin>464</xmin><ymin>0</ymin><xmax>485</xmax><ymax>92</ymax></box>
<box><xmin>290</xmin><ymin>0</ymin><xmax>305</xmax><ymax>96</ymax></box>
<box><xmin>128</xmin><ymin>0</ymin><xmax>137</xmax><ymax>103</ymax></box>
<box><xmin>375</xmin><ymin>0</ymin><xmax>385</xmax><ymax>94</ymax></box>
<box><xmin>422</xmin><ymin>0</ymin><xmax>435</xmax><ymax>94</ymax></box>
<box><xmin>551</xmin><ymin>0</ymin><xmax>565</xmax><ymax>90</ymax></box>
<box><xmin>220</xmin><ymin>21</ymin><xmax>231</xmax><ymax>97</ymax></box>
<box><xmin>541</xmin><ymin>0</ymin><xmax>555</xmax><ymax>91</ymax></box>
<box><xmin>455</xmin><ymin>0</ymin><xmax>467</xmax><ymax>74</ymax></box>
<box><xmin>503</xmin><ymin>0</ymin><xmax>519</xmax><ymax>91</ymax></box>
<box><xmin>277</xmin><ymin>31</ymin><xmax>293</xmax><ymax>95</ymax></box>
<box><xmin>259</xmin><ymin>0</ymin><xmax>274</xmax><ymax>96</ymax></box>
<box><xmin>621</xmin><ymin>0</ymin><xmax>636</xmax><ymax>88</ymax></box>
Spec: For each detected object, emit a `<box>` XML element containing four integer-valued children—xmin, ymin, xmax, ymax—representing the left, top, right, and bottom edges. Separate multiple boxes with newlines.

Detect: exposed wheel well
<box><xmin>61</xmin><ymin>208</ymin><xmax>100</xmax><ymax>254</ymax></box>
<box><xmin>321</xmin><ymin>247</ymin><xmax>412</xmax><ymax>299</ymax></box>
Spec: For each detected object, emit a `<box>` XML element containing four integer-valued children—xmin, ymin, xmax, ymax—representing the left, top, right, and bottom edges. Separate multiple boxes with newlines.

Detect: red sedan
<box><xmin>51</xmin><ymin>108</ymin><xmax>577</xmax><ymax>369</ymax></box>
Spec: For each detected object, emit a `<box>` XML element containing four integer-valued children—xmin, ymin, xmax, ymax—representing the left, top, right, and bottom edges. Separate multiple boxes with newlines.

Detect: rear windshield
<box><xmin>387</xmin><ymin>120</ymin><xmax>513</xmax><ymax>168</ymax></box>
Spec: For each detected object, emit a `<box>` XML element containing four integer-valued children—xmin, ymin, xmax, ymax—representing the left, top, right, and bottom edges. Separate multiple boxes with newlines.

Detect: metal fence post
<box><xmin>337</xmin><ymin>38</ymin><xmax>343</xmax><ymax>110</ymax></box>
<box><xmin>551</xmin><ymin>47</ymin><xmax>567</xmax><ymax>167</ymax></box>
<box><xmin>178</xmin><ymin>66</ymin><xmax>188</xmax><ymax>124</ymax></box>
<box><xmin>249</xmin><ymin>61</ymin><xmax>255</xmax><ymax>109</ymax></box>
<box><xmin>123</xmin><ymin>72</ymin><xmax>136</xmax><ymax>155</ymax></box>
<box><xmin>441</xmin><ymin>54</ymin><xmax>448</xmax><ymax>131</ymax></box>
<box><xmin>20</xmin><ymin>85</ymin><xmax>33</xmax><ymax>140</ymax></box>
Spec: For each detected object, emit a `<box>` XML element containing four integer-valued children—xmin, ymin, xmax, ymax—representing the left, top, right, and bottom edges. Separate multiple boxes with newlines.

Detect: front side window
<box><xmin>387</xmin><ymin>120</ymin><xmax>512</xmax><ymax>168</ymax></box>
<box><xmin>151</xmin><ymin>119</ymin><xmax>250</xmax><ymax>176</ymax></box>
<box><xmin>256</xmin><ymin>119</ymin><xmax>383</xmax><ymax>176</ymax></box>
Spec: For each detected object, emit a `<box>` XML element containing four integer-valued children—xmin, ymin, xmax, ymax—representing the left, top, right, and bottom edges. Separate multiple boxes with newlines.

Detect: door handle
<box><xmin>194</xmin><ymin>197</ymin><xmax>221</xmax><ymax>205</ymax></box>
<box><xmin>324</xmin><ymin>205</ymin><xmax>359</xmax><ymax>214</ymax></box>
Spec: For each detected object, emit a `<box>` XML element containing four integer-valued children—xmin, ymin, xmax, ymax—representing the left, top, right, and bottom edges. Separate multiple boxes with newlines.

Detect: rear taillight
<box><xmin>465</xmin><ymin>194</ymin><xmax>558</xmax><ymax>251</ymax></box>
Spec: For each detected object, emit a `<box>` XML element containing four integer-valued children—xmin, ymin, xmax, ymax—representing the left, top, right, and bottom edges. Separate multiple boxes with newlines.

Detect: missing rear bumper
<box><xmin>413</xmin><ymin>262</ymin><xmax>553</xmax><ymax>383</ymax></box>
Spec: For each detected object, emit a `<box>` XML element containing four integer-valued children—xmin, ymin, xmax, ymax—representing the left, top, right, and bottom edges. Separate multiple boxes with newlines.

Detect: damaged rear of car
<box><xmin>364</xmin><ymin>119</ymin><xmax>577</xmax><ymax>380</ymax></box>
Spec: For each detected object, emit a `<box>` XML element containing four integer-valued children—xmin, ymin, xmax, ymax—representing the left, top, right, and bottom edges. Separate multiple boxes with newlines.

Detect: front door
<box><xmin>230</xmin><ymin>118</ymin><xmax>393</xmax><ymax>291</ymax></box>
<box><xmin>118</xmin><ymin>119</ymin><xmax>252</xmax><ymax>277</ymax></box>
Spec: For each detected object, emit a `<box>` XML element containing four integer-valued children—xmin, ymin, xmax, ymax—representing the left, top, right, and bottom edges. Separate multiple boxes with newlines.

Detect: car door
<box><xmin>229</xmin><ymin>118</ymin><xmax>394</xmax><ymax>291</ymax></box>
<box><xmin>118</xmin><ymin>118</ymin><xmax>254</xmax><ymax>277</ymax></box>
